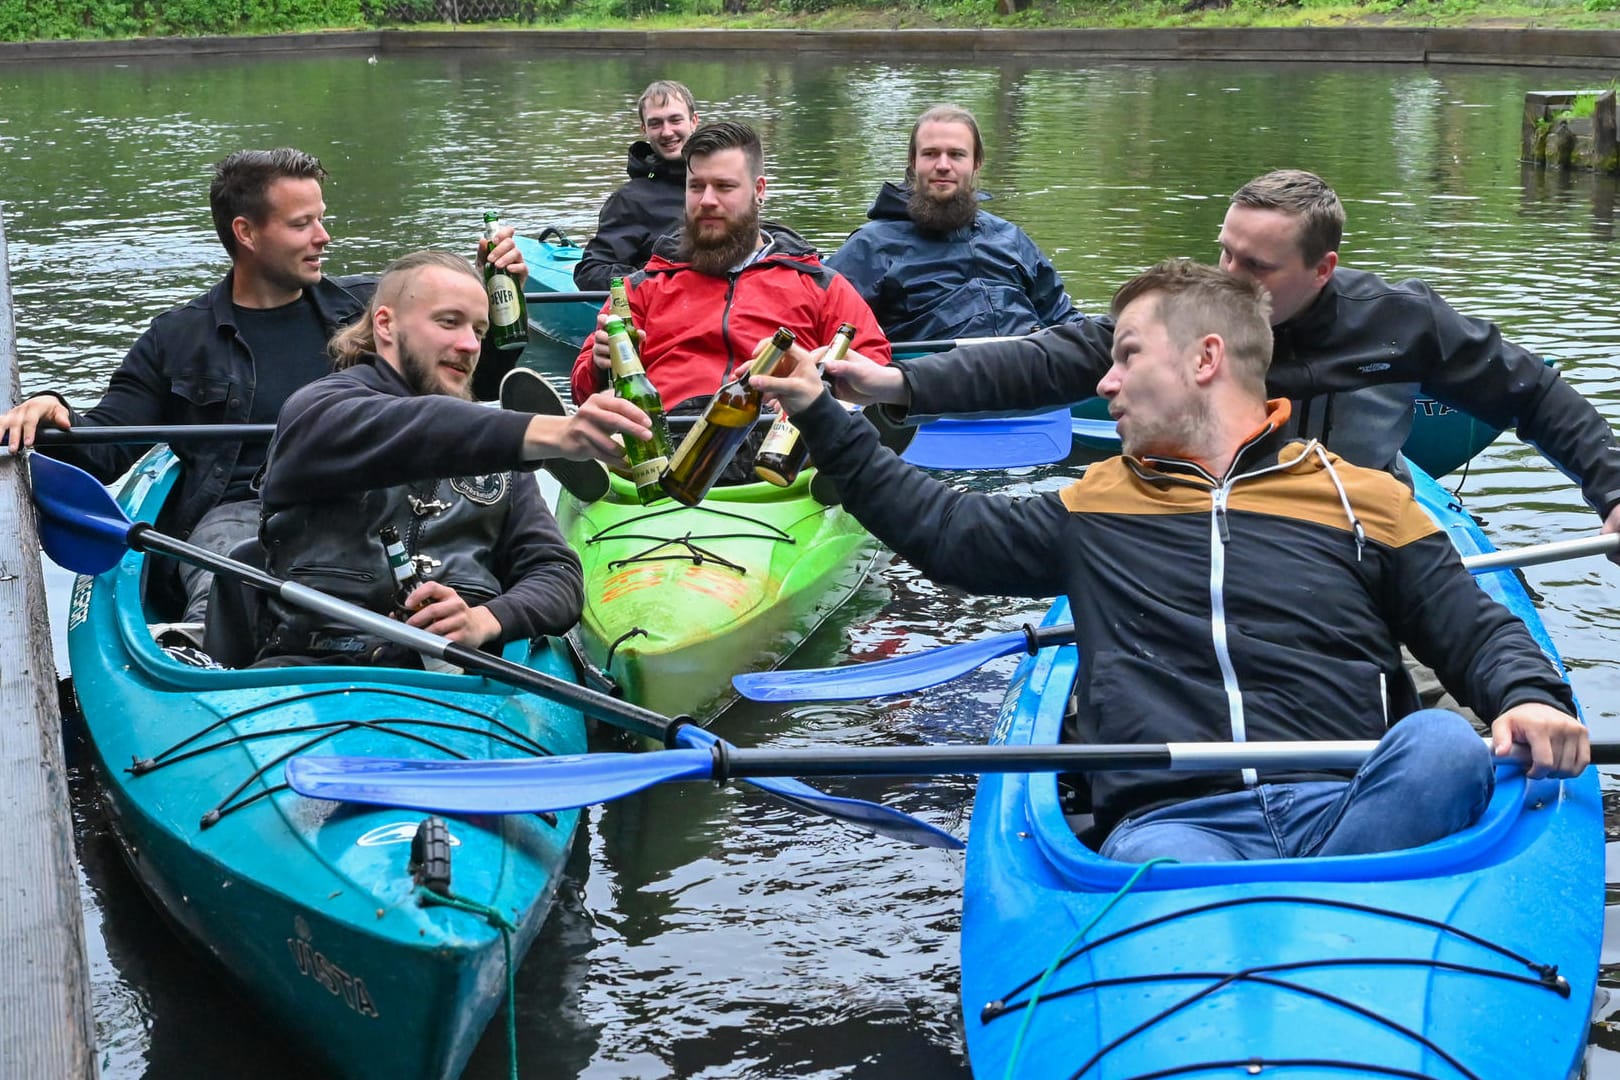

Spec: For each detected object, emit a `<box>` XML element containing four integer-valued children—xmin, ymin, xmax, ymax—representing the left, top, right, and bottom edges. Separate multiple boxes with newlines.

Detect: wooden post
<box><xmin>0</xmin><ymin>211</ymin><xmax>99</xmax><ymax>1077</ymax></box>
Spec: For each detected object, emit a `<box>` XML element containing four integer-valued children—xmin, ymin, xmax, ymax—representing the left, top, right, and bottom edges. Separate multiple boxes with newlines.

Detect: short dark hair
<box><xmin>1230</xmin><ymin>169</ymin><xmax>1344</xmax><ymax>266</ymax></box>
<box><xmin>637</xmin><ymin>80</ymin><xmax>696</xmax><ymax>124</ymax></box>
<box><xmin>209</xmin><ymin>148</ymin><xmax>328</xmax><ymax>258</ymax></box>
<box><xmin>1111</xmin><ymin>259</ymin><xmax>1274</xmax><ymax>394</ymax></box>
<box><xmin>906</xmin><ymin>104</ymin><xmax>984</xmax><ymax>184</ymax></box>
<box><xmin>683</xmin><ymin>121</ymin><xmax>763</xmax><ymax>179</ymax></box>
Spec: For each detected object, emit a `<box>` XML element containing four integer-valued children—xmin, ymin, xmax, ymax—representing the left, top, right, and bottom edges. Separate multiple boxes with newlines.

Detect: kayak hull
<box><xmin>559</xmin><ymin>471</ymin><xmax>878</xmax><ymax>720</ymax></box>
<box><xmin>960</xmin><ymin>465</ymin><xmax>1602</xmax><ymax>1079</ymax></box>
<box><xmin>68</xmin><ymin>449</ymin><xmax>586</xmax><ymax>1080</ymax></box>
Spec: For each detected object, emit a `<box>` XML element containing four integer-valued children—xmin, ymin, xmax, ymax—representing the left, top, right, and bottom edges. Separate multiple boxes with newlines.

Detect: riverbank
<box><xmin>1</xmin><ymin>23</ymin><xmax>1618</xmax><ymax>67</ymax></box>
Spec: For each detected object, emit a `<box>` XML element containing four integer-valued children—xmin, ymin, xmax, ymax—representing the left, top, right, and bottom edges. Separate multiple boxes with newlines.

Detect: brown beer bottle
<box><xmin>753</xmin><ymin>322</ymin><xmax>856</xmax><ymax>487</ymax></box>
<box><xmin>660</xmin><ymin>328</ymin><xmax>796</xmax><ymax>507</ymax></box>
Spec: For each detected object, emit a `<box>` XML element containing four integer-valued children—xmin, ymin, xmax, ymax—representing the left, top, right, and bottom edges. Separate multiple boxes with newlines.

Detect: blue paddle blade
<box><xmin>27</xmin><ymin>454</ymin><xmax>136</xmax><ymax>575</ymax></box>
<box><xmin>286</xmin><ymin>750</ymin><xmax>716</xmax><ymax>814</ymax></box>
<box><xmin>902</xmin><ymin>407</ymin><xmax>1073</xmax><ymax>469</ymax></box>
<box><xmin>733</xmin><ymin>629</ymin><xmax>1031</xmax><ymax>703</ymax></box>
<box><xmin>670</xmin><ymin>724</ymin><xmax>963</xmax><ymax>851</ymax></box>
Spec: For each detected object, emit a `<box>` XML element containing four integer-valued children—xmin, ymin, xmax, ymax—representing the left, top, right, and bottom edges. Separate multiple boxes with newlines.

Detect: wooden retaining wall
<box><xmin>0</xmin><ymin>211</ymin><xmax>99</xmax><ymax>1078</ymax></box>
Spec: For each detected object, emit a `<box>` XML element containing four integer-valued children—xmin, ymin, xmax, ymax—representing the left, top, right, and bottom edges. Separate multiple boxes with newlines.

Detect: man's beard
<box><xmin>397</xmin><ymin>329</ymin><xmax>474</xmax><ymax>401</ymax></box>
<box><xmin>907</xmin><ymin>181</ymin><xmax>979</xmax><ymax>233</ymax></box>
<box><xmin>678</xmin><ymin>200</ymin><xmax>762</xmax><ymax>276</ymax></box>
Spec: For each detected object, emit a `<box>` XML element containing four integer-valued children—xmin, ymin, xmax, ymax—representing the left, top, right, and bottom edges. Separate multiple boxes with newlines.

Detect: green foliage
<box><xmin>0</xmin><ymin>0</ymin><xmax>363</xmax><ymax>38</ymax></box>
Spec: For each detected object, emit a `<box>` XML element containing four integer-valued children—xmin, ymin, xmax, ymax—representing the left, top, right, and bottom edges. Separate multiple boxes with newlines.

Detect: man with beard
<box><xmin>825</xmin><ymin>105</ymin><xmax>1086</xmax><ymax>342</ymax></box>
<box><xmin>574</xmin><ymin>80</ymin><xmax>701</xmax><ymax>292</ymax></box>
<box><xmin>753</xmin><ymin>259</ymin><xmax>1588</xmax><ymax>862</ymax></box>
<box><xmin>571</xmin><ymin>120</ymin><xmax>889</xmax><ymax>481</ymax></box>
<box><xmin>254</xmin><ymin>250</ymin><xmax>654</xmax><ymax>667</ymax></box>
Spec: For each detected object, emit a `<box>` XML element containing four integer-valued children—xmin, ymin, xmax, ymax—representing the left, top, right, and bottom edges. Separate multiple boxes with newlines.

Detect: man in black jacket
<box><xmin>574</xmin><ymin>80</ymin><xmax>699</xmax><ymax>292</ymax></box>
<box><xmin>1</xmin><ymin>148</ymin><xmax>372</xmax><ymax>622</ymax></box>
<box><xmin>822</xmin><ymin>169</ymin><xmax>1620</xmax><ymax>563</ymax></box>
<box><xmin>755</xmin><ymin>259</ymin><xmax>1589</xmax><ymax>863</ymax></box>
<box><xmin>257</xmin><ymin>250</ymin><xmax>651</xmax><ymax>666</ymax></box>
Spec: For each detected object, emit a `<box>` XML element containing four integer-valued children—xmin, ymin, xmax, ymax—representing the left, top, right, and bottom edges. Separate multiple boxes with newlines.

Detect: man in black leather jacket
<box><xmin>822</xmin><ymin>169</ymin><xmax>1620</xmax><ymax>561</ymax></box>
<box><xmin>574</xmin><ymin>80</ymin><xmax>699</xmax><ymax>292</ymax></box>
<box><xmin>2</xmin><ymin>149</ymin><xmax>372</xmax><ymax>620</ymax></box>
<box><xmin>257</xmin><ymin>250</ymin><xmax>652</xmax><ymax>666</ymax></box>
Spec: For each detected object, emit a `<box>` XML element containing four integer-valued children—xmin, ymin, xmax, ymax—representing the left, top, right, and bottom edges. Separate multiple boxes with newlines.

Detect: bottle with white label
<box><xmin>481</xmin><ymin>210</ymin><xmax>528</xmax><ymax>352</ymax></box>
<box><xmin>604</xmin><ymin>316</ymin><xmax>673</xmax><ymax>504</ymax></box>
<box><xmin>753</xmin><ymin>322</ymin><xmax>855</xmax><ymax>487</ymax></box>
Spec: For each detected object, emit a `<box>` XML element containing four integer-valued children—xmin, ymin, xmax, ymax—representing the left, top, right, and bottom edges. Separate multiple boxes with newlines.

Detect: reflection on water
<box><xmin>6</xmin><ymin>49</ymin><xmax>1619</xmax><ymax>1078</ymax></box>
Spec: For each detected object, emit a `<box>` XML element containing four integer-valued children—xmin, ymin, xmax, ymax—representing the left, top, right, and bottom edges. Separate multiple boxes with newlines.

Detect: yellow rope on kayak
<box><xmin>420</xmin><ymin>886</ymin><xmax>522</xmax><ymax>1080</ymax></box>
<box><xmin>1001</xmin><ymin>857</ymin><xmax>1179</xmax><ymax>1080</ymax></box>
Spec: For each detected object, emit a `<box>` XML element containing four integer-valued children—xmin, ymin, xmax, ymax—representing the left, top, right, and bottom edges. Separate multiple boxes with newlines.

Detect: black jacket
<box><xmin>35</xmin><ymin>271</ymin><xmax>374</xmax><ymax>540</ymax></box>
<box><xmin>574</xmin><ymin>141</ymin><xmax>686</xmax><ymax>293</ymax></box>
<box><xmin>258</xmin><ymin>358</ymin><xmax>583</xmax><ymax>658</ymax></box>
<box><xmin>891</xmin><ymin>267</ymin><xmax>1620</xmax><ymax>517</ymax></box>
<box><xmin>794</xmin><ymin>389</ymin><xmax>1574</xmax><ymax>835</ymax></box>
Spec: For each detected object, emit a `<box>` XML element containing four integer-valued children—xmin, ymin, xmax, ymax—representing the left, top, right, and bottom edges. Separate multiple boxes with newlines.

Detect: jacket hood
<box><xmin>646</xmin><ymin>221</ymin><xmax>820</xmax><ymax>269</ymax></box>
<box><xmin>625</xmin><ymin>140</ymin><xmax>686</xmax><ymax>184</ymax></box>
<box><xmin>865</xmin><ymin>180</ymin><xmax>993</xmax><ymax>223</ymax></box>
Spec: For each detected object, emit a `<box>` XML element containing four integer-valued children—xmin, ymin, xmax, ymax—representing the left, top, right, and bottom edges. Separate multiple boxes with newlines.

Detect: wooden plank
<box><xmin>0</xmin><ymin>212</ymin><xmax>98</xmax><ymax>1077</ymax></box>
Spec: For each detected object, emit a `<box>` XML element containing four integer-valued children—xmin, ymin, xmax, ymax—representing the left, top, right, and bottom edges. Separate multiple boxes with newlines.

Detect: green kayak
<box><xmin>558</xmin><ymin>469</ymin><xmax>878</xmax><ymax>720</ymax></box>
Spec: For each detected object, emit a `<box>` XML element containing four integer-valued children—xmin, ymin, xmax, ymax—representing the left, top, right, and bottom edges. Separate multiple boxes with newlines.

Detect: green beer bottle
<box><xmin>608</xmin><ymin>276</ymin><xmax>643</xmax><ymax>354</ymax></box>
<box><xmin>604</xmin><ymin>316</ymin><xmax>674</xmax><ymax>504</ymax></box>
<box><xmin>754</xmin><ymin>322</ymin><xmax>856</xmax><ymax>487</ymax></box>
<box><xmin>378</xmin><ymin>524</ymin><xmax>424</xmax><ymax>616</ymax></box>
<box><xmin>481</xmin><ymin>211</ymin><xmax>528</xmax><ymax>352</ymax></box>
<box><xmin>660</xmin><ymin>328</ymin><xmax>796</xmax><ymax>507</ymax></box>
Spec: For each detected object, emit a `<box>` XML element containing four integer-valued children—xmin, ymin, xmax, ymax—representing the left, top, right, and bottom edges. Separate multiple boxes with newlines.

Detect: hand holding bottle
<box><xmin>817</xmin><ymin>345</ymin><xmax>905</xmax><ymax>407</ymax></box>
<box><xmin>589</xmin><ymin>310</ymin><xmax>647</xmax><ymax>374</ymax></box>
<box><xmin>476</xmin><ymin>222</ymin><xmax>529</xmax><ymax>290</ymax></box>
<box><xmin>751</xmin><ymin>340</ymin><xmax>831</xmax><ymax>416</ymax></box>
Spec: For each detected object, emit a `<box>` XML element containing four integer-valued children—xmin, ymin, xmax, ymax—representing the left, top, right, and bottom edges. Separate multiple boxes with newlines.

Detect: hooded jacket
<box><xmin>571</xmin><ymin>223</ymin><xmax>891</xmax><ymax>409</ymax></box>
<box><xmin>792</xmin><ymin>389</ymin><xmax>1574</xmax><ymax>835</ymax></box>
<box><xmin>889</xmin><ymin>266</ymin><xmax>1620</xmax><ymax>518</ymax></box>
<box><xmin>826</xmin><ymin>181</ymin><xmax>1083</xmax><ymax>342</ymax></box>
<box><xmin>573</xmin><ymin>141</ymin><xmax>687</xmax><ymax>293</ymax></box>
<box><xmin>258</xmin><ymin>357</ymin><xmax>582</xmax><ymax>660</ymax></box>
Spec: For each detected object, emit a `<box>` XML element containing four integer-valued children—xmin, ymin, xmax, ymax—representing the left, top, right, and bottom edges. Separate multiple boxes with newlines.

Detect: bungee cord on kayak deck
<box><xmin>979</xmin><ymin>893</ymin><xmax>1572</xmax><ymax>1080</ymax></box>
<box><xmin>585</xmin><ymin>501</ymin><xmax>798</xmax><ymax>575</ymax></box>
<box><xmin>125</xmin><ymin>684</ymin><xmax>566</xmax><ymax>828</ymax></box>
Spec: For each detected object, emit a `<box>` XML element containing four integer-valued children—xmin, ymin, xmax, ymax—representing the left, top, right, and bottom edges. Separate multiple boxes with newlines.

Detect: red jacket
<box><xmin>572</xmin><ymin>224</ymin><xmax>891</xmax><ymax>408</ymax></box>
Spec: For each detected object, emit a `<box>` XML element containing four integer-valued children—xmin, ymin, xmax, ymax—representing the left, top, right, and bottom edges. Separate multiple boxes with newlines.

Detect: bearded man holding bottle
<box><xmin>569</xmin><ymin>120</ymin><xmax>891</xmax><ymax>494</ymax></box>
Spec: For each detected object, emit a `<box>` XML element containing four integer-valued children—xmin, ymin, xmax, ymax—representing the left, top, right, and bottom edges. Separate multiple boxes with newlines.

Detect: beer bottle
<box><xmin>754</xmin><ymin>322</ymin><xmax>856</xmax><ymax>487</ymax></box>
<box><xmin>378</xmin><ymin>525</ymin><xmax>423</xmax><ymax>615</ymax></box>
<box><xmin>608</xmin><ymin>276</ymin><xmax>642</xmax><ymax>354</ymax></box>
<box><xmin>604</xmin><ymin>316</ymin><xmax>674</xmax><ymax>504</ymax></box>
<box><xmin>481</xmin><ymin>210</ymin><xmax>528</xmax><ymax>352</ymax></box>
<box><xmin>660</xmin><ymin>328</ymin><xmax>796</xmax><ymax>507</ymax></box>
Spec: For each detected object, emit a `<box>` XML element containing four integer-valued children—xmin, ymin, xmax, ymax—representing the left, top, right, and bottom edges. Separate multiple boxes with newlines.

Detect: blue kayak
<box><xmin>67</xmin><ymin>448</ymin><xmax>586</xmax><ymax>1080</ymax></box>
<box><xmin>515</xmin><ymin>228</ymin><xmax>598</xmax><ymax>354</ymax></box>
<box><xmin>960</xmin><ymin>463</ymin><xmax>1602</xmax><ymax>1078</ymax></box>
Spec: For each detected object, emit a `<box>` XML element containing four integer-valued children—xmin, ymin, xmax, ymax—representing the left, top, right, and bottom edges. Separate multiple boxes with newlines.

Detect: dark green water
<box><xmin>3</xmin><ymin>48</ymin><xmax>1618</xmax><ymax>1078</ymax></box>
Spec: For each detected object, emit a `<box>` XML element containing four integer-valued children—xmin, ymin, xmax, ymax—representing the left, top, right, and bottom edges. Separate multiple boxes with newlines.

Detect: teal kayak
<box><xmin>514</xmin><ymin>229</ymin><xmax>598</xmax><ymax>355</ymax></box>
<box><xmin>960</xmin><ymin>463</ymin><xmax>1602</xmax><ymax>1078</ymax></box>
<box><xmin>558</xmin><ymin>469</ymin><xmax>878</xmax><ymax>720</ymax></box>
<box><xmin>67</xmin><ymin>448</ymin><xmax>586</xmax><ymax>1080</ymax></box>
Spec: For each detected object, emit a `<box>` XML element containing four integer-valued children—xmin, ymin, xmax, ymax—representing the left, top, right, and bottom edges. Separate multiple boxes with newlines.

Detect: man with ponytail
<box><xmin>255</xmin><ymin>250</ymin><xmax>653</xmax><ymax>667</ymax></box>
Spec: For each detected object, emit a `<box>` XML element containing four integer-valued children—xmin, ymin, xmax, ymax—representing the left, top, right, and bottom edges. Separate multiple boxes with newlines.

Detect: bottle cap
<box><xmin>604</xmin><ymin>317</ymin><xmax>626</xmax><ymax>335</ymax></box>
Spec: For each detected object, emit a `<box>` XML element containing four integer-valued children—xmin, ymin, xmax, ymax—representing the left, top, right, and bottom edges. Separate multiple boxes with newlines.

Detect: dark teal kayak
<box><xmin>67</xmin><ymin>448</ymin><xmax>586</xmax><ymax>1080</ymax></box>
<box><xmin>515</xmin><ymin>229</ymin><xmax>598</xmax><ymax>355</ymax></box>
<box><xmin>960</xmin><ymin>462</ymin><xmax>1602</xmax><ymax>1078</ymax></box>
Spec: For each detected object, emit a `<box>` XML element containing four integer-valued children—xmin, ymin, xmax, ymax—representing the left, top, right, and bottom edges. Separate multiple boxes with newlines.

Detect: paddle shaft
<box><xmin>128</xmin><ymin>523</ymin><xmax>677</xmax><ymax>744</ymax></box>
<box><xmin>32</xmin><ymin>424</ymin><xmax>276</xmax><ymax>446</ymax></box>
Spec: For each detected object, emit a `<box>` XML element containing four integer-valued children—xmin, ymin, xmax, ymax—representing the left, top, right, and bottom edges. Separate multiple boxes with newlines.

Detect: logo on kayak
<box><xmin>66</xmin><ymin>576</ymin><xmax>92</xmax><ymax>631</ymax></box>
<box><xmin>356</xmin><ymin>821</ymin><xmax>462</xmax><ymax>847</ymax></box>
<box><xmin>287</xmin><ymin>921</ymin><xmax>380</xmax><ymax>1018</ymax></box>
<box><xmin>451</xmin><ymin>472</ymin><xmax>508</xmax><ymax>505</ymax></box>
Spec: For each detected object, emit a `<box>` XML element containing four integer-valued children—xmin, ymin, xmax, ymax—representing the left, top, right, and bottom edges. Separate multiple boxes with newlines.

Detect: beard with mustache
<box><xmin>907</xmin><ymin>179</ymin><xmax>980</xmax><ymax>234</ymax></box>
<box><xmin>677</xmin><ymin>198</ymin><xmax>764</xmax><ymax>276</ymax></box>
<box><xmin>396</xmin><ymin>328</ymin><xmax>475</xmax><ymax>401</ymax></box>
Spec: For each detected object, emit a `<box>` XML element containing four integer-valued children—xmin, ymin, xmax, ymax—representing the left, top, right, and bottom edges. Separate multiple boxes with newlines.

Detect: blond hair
<box><xmin>330</xmin><ymin>250</ymin><xmax>481</xmax><ymax>369</ymax></box>
<box><xmin>1111</xmin><ymin>260</ymin><xmax>1274</xmax><ymax>395</ymax></box>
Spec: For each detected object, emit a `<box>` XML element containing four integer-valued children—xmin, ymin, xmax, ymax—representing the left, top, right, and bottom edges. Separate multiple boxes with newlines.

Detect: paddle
<box><xmin>286</xmin><ymin>736</ymin><xmax>1620</xmax><ymax>816</ymax></box>
<box><xmin>23</xmin><ymin>424</ymin><xmax>276</xmax><ymax>447</ymax></box>
<box><xmin>903</xmin><ymin>408</ymin><xmax>1075</xmax><ymax>470</ymax></box>
<box><xmin>732</xmin><ymin>532</ymin><xmax>1620</xmax><ymax>703</ymax></box>
<box><xmin>26</xmin><ymin>453</ymin><xmax>962</xmax><ymax>851</ymax></box>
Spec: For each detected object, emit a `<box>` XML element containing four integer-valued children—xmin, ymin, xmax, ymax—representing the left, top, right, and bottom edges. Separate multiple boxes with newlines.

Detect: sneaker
<box><xmin>499</xmin><ymin>367</ymin><xmax>611</xmax><ymax>503</ymax></box>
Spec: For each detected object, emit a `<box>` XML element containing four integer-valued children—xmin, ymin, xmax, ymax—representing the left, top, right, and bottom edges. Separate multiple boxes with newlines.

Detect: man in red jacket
<box><xmin>572</xmin><ymin>120</ymin><xmax>890</xmax><ymax>414</ymax></box>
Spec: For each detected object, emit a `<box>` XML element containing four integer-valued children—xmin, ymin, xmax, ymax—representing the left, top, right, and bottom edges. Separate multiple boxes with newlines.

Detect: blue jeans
<box><xmin>178</xmin><ymin>499</ymin><xmax>261</xmax><ymax>623</ymax></box>
<box><xmin>1099</xmin><ymin>710</ymin><xmax>1494</xmax><ymax>864</ymax></box>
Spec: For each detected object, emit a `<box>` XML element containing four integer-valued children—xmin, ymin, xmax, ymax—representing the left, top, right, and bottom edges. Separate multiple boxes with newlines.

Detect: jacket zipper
<box><xmin>720</xmin><ymin>272</ymin><xmax>740</xmax><ymax>385</ymax></box>
<box><xmin>1205</xmin><ymin>482</ymin><xmax>1255</xmax><ymax>786</ymax></box>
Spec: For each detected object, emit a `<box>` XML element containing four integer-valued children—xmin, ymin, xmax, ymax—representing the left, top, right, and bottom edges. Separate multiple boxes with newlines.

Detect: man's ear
<box><xmin>231</xmin><ymin>215</ymin><xmax>256</xmax><ymax>255</ymax></box>
<box><xmin>755</xmin><ymin>175</ymin><xmax>767</xmax><ymax>206</ymax></box>
<box><xmin>374</xmin><ymin>304</ymin><xmax>397</xmax><ymax>348</ymax></box>
<box><xmin>1193</xmin><ymin>333</ymin><xmax>1225</xmax><ymax>386</ymax></box>
<box><xmin>1312</xmin><ymin>250</ymin><xmax>1339</xmax><ymax>291</ymax></box>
